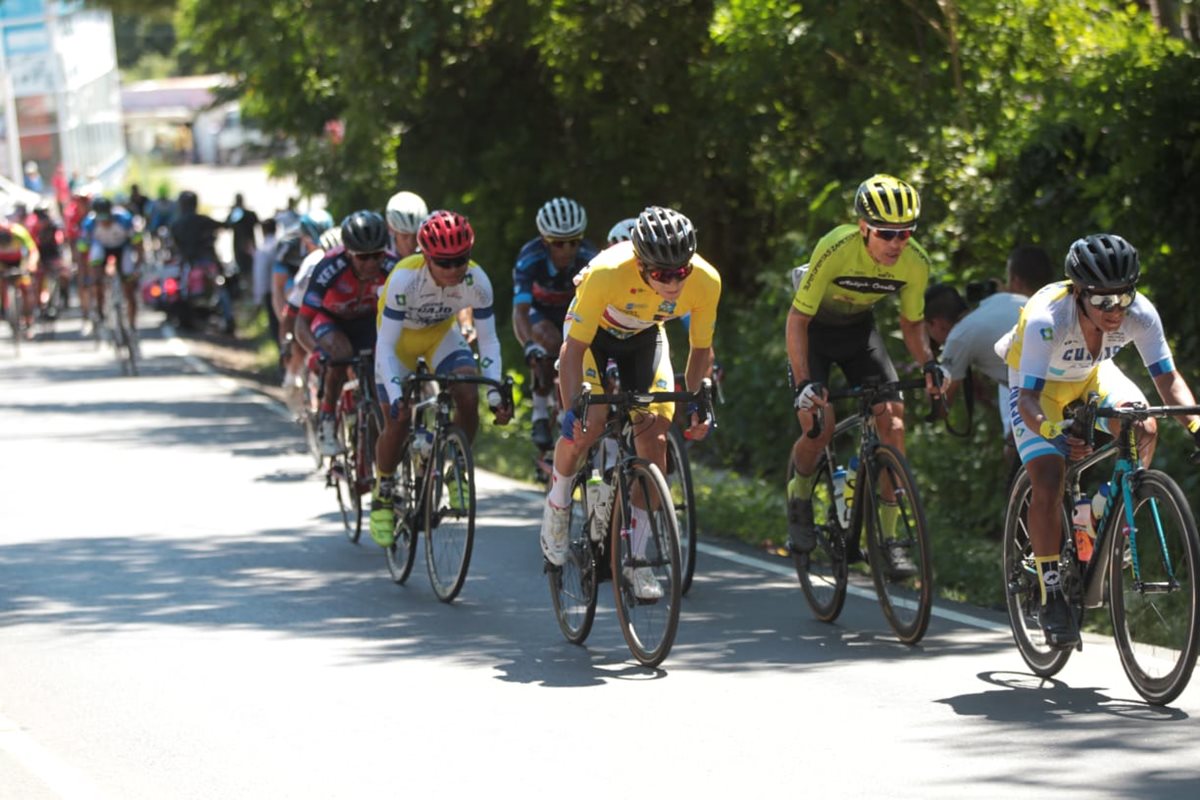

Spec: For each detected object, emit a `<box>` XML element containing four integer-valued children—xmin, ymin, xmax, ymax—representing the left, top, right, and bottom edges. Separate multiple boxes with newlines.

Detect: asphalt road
<box><xmin>1</xmin><ymin>306</ymin><xmax>1198</xmax><ymax>799</ymax></box>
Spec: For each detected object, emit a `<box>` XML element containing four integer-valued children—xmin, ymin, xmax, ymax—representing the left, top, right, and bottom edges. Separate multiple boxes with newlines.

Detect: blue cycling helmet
<box><xmin>298</xmin><ymin>209</ymin><xmax>334</xmax><ymax>242</ymax></box>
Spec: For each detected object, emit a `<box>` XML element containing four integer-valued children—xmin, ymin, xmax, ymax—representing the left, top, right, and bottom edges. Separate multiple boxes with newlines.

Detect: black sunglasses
<box><xmin>548</xmin><ymin>238</ymin><xmax>582</xmax><ymax>249</ymax></box>
<box><xmin>867</xmin><ymin>225</ymin><xmax>915</xmax><ymax>242</ymax></box>
<box><xmin>432</xmin><ymin>255</ymin><xmax>470</xmax><ymax>269</ymax></box>
<box><xmin>351</xmin><ymin>250</ymin><xmax>385</xmax><ymax>262</ymax></box>
<box><xmin>1085</xmin><ymin>288</ymin><xmax>1136</xmax><ymax>312</ymax></box>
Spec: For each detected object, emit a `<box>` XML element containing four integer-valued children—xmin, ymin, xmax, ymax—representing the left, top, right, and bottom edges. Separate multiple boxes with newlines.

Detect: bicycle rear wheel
<box><xmin>1109</xmin><ymin>470</ymin><xmax>1200</xmax><ymax>705</ymax></box>
<box><xmin>611</xmin><ymin>461</ymin><xmax>682</xmax><ymax>667</ymax></box>
<box><xmin>790</xmin><ymin>453</ymin><xmax>848</xmax><ymax>622</ymax></box>
<box><xmin>863</xmin><ymin>445</ymin><xmax>932</xmax><ymax>644</ymax></box>
<box><xmin>386</xmin><ymin>448</ymin><xmax>420</xmax><ymax>584</ymax></box>
<box><xmin>300</xmin><ymin>369</ymin><xmax>324</xmax><ymax>469</ymax></box>
<box><xmin>665</xmin><ymin>425</ymin><xmax>698</xmax><ymax>595</ymax></box>
<box><xmin>549</xmin><ymin>471</ymin><xmax>599</xmax><ymax>644</ymax></box>
<box><xmin>424</xmin><ymin>426</ymin><xmax>475</xmax><ymax>602</ymax></box>
<box><xmin>1002</xmin><ymin>468</ymin><xmax>1074</xmax><ymax>676</ymax></box>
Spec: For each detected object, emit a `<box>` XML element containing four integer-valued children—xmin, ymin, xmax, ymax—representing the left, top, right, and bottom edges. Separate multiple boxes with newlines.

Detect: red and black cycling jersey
<box><xmin>300</xmin><ymin>249</ymin><xmax>397</xmax><ymax>330</ymax></box>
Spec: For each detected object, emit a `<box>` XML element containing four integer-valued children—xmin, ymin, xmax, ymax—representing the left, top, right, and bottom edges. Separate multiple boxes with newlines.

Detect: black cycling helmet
<box><xmin>340</xmin><ymin>210</ymin><xmax>389</xmax><ymax>253</ymax></box>
<box><xmin>91</xmin><ymin>197</ymin><xmax>113</xmax><ymax>216</ymax></box>
<box><xmin>631</xmin><ymin>206</ymin><xmax>696</xmax><ymax>270</ymax></box>
<box><xmin>1065</xmin><ymin>233</ymin><xmax>1139</xmax><ymax>291</ymax></box>
<box><xmin>177</xmin><ymin>190</ymin><xmax>198</xmax><ymax>214</ymax></box>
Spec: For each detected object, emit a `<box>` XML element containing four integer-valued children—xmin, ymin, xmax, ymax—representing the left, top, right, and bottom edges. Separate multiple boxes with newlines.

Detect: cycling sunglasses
<box><xmin>645</xmin><ymin>263</ymin><xmax>694</xmax><ymax>284</ymax></box>
<box><xmin>351</xmin><ymin>250</ymin><xmax>385</xmax><ymax>262</ymax></box>
<box><xmin>432</xmin><ymin>255</ymin><xmax>470</xmax><ymax>269</ymax></box>
<box><xmin>1085</xmin><ymin>288</ymin><xmax>1136</xmax><ymax>312</ymax></box>
<box><xmin>867</xmin><ymin>225</ymin><xmax>916</xmax><ymax>242</ymax></box>
<box><xmin>548</xmin><ymin>238</ymin><xmax>582</xmax><ymax>249</ymax></box>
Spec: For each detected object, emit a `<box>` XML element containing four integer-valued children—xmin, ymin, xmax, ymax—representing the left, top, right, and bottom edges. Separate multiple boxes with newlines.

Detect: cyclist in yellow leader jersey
<box><xmin>539</xmin><ymin>206</ymin><xmax>720</xmax><ymax>601</ymax></box>
<box><xmin>785</xmin><ymin>174</ymin><xmax>946</xmax><ymax>575</ymax></box>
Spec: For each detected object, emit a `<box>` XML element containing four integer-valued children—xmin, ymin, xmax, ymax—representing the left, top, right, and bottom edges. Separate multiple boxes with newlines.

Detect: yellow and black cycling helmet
<box><xmin>854</xmin><ymin>174</ymin><xmax>920</xmax><ymax>226</ymax></box>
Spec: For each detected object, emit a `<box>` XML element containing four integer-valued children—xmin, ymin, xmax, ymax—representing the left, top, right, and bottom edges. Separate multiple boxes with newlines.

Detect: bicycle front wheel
<box><xmin>790</xmin><ymin>453</ymin><xmax>848</xmax><ymax>622</ymax></box>
<box><xmin>301</xmin><ymin>372</ymin><xmax>324</xmax><ymax>469</ymax></box>
<box><xmin>386</xmin><ymin>448</ymin><xmax>420</xmax><ymax>584</ymax></box>
<box><xmin>611</xmin><ymin>461</ymin><xmax>682</xmax><ymax>668</ymax></box>
<box><xmin>333</xmin><ymin>412</ymin><xmax>363</xmax><ymax>540</ymax></box>
<box><xmin>1002</xmin><ymin>468</ymin><xmax>1073</xmax><ymax>676</ymax></box>
<box><xmin>1109</xmin><ymin>470</ymin><xmax>1200</xmax><ymax>706</ymax></box>
<box><xmin>549</xmin><ymin>472</ymin><xmax>599</xmax><ymax>644</ymax></box>
<box><xmin>665</xmin><ymin>425</ymin><xmax>698</xmax><ymax>596</ymax></box>
<box><xmin>424</xmin><ymin>426</ymin><xmax>475</xmax><ymax>603</ymax></box>
<box><xmin>863</xmin><ymin>445</ymin><xmax>932</xmax><ymax>644</ymax></box>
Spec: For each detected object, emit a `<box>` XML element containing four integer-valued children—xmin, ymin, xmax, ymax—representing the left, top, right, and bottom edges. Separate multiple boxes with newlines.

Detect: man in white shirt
<box><xmin>925</xmin><ymin>245</ymin><xmax>1055</xmax><ymax>435</ymax></box>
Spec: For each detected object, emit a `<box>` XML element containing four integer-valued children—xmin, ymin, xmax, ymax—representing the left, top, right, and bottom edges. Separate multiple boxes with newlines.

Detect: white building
<box><xmin>0</xmin><ymin>0</ymin><xmax>126</xmax><ymax>193</ymax></box>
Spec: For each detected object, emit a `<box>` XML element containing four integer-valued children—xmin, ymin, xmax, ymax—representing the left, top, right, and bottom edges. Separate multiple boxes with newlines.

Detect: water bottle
<box><xmin>1072</xmin><ymin>496</ymin><xmax>1095</xmax><ymax>562</ymax></box>
<box><xmin>1091</xmin><ymin>482</ymin><xmax>1110</xmax><ymax>527</ymax></box>
<box><xmin>842</xmin><ymin>456</ymin><xmax>859</xmax><ymax>528</ymax></box>
<box><xmin>832</xmin><ymin>466</ymin><xmax>848</xmax><ymax>529</ymax></box>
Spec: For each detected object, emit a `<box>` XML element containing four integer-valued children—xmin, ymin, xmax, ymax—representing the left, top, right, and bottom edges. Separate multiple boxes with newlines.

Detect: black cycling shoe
<box><xmin>788</xmin><ymin>499</ymin><xmax>816</xmax><ymax>554</ymax></box>
<box><xmin>531</xmin><ymin>418</ymin><xmax>553</xmax><ymax>451</ymax></box>
<box><xmin>884</xmin><ymin>543</ymin><xmax>919</xmax><ymax>579</ymax></box>
<box><xmin>1039</xmin><ymin>591</ymin><xmax>1080</xmax><ymax>648</ymax></box>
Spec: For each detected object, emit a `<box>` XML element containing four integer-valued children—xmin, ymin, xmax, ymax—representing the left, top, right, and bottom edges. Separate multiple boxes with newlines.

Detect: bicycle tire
<box><xmin>345</xmin><ymin>404</ymin><xmax>377</xmax><ymax>545</ymax></box>
<box><xmin>549</xmin><ymin>471</ymin><xmax>599</xmax><ymax>644</ymax></box>
<box><xmin>665</xmin><ymin>425</ymin><xmax>698</xmax><ymax>595</ymax></box>
<box><xmin>424</xmin><ymin>426</ymin><xmax>475</xmax><ymax>602</ymax></box>
<box><xmin>386</xmin><ymin>447</ymin><xmax>421</xmax><ymax>584</ymax></box>
<box><xmin>1001</xmin><ymin>468</ymin><xmax>1074</xmax><ymax>676</ymax></box>
<box><xmin>611</xmin><ymin>460</ymin><xmax>682</xmax><ymax>667</ymax></box>
<box><xmin>10</xmin><ymin>282</ymin><xmax>22</xmax><ymax>356</ymax></box>
<box><xmin>790</xmin><ymin>453</ymin><xmax>849</xmax><ymax>622</ymax></box>
<box><xmin>1109</xmin><ymin>470</ymin><xmax>1200</xmax><ymax>705</ymax></box>
<box><xmin>301</xmin><ymin>371</ymin><xmax>324</xmax><ymax>469</ymax></box>
<box><xmin>334</xmin><ymin>411</ymin><xmax>363</xmax><ymax>540</ymax></box>
<box><xmin>863</xmin><ymin>445</ymin><xmax>933</xmax><ymax>644</ymax></box>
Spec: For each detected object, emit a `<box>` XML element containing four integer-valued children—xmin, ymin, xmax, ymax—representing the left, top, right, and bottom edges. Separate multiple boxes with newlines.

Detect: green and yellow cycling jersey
<box><xmin>790</xmin><ymin>224</ymin><xmax>932</xmax><ymax>325</ymax></box>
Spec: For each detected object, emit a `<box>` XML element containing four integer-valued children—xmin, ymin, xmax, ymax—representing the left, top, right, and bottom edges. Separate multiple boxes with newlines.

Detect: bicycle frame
<box><xmin>1065</xmin><ymin>401</ymin><xmax>1200</xmax><ymax>609</ymax></box>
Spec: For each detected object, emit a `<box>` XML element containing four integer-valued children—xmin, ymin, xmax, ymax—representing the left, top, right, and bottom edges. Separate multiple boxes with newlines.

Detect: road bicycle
<box><xmin>791</xmin><ymin>376</ymin><xmax>935</xmax><ymax>644</ymax></box>
<box><xmin>1</xmin><ymin>267</ymin><xmax>27</xmax><ymax>356</ymax></box>
<box><xmin>547</xmin><ymin>379</ymin><xmax>714</xmax><ymax>667</ymax></box>
<box><xmin>528</xmin><ymin>350</ymin><xmax>562</xmax><ymax>487</ymax></box>
<box><xmin>1003</xmin><ymin>395</ymin><xmax>1200</xmax><ymax>705</ymax></box>
<box><xmin>323</xmin><ymin>349</ymin><xmax>383</xmax><ymax>543</ymax></box>
<box><xmin>385</xmin><ymin>363</ymin><xmax>514</xmax><ymax>603</ymax></box>
<box><xmin>103</xmin><ymin>265</ymin><xmax>139</xmax><ymax>376</ymax></box>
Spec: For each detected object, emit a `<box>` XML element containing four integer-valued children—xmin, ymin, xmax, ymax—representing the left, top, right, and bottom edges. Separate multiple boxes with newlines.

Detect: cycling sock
<box><xmin>531</xmin><ymin>393</ymin><xmax>549</xmax><ymax>420</ymax></box>
<box><xmin>374</xmin><ymin>471</ymin><xmax>395</xmax><ymax>497</ymax></box>
<box><xmin>1035</xmin><ymin>555</ymin><xmax>1062</xmax><ymax>605</ymax></box>
<box><xmin>879</xmin><ymin>501</ymin><xmax>901</xmax><ymax>540</ymax></box>
<box><xmin>787</xmin><ymin>471</ymin><xmax>817</xmax><ymax>502</ymax></box>
<box><xmin>549</xmin><ymin>467</ymin><xmax>573</xmax><ymax>508</ymax></box>
<box><xmin>630</xmin><ymin>505</ymin><xmax>651</xmax><ymax>558</ymax></box>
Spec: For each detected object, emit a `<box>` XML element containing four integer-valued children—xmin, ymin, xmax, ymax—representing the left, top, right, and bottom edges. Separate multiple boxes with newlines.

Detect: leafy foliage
<box><xmin>170</xmin><ymin>0</ymin><xmax>1200</xmax><ymax>605</ymax></box>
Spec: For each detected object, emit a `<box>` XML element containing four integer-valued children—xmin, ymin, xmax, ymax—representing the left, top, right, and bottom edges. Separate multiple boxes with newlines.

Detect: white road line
<box><xmin>0</xmin><ymin>712</ymin><xmax>106</xmax><ymax>800</ymax></box>
<box><xmin>694</xmin><ymin>540</ymin><xmax>1011</xmax><ymax>633</ymax></box>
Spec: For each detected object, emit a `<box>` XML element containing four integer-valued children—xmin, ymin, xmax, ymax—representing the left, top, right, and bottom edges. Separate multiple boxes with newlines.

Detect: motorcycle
<box><xmin>142</xmin><ymin>257</ymin><xmax>236</xmax><ymax>335</ymax></box>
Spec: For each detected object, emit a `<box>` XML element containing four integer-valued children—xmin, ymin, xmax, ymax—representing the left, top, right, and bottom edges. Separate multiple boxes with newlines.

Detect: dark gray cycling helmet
<box><xmin>1065</xmin><ymin>233</ymin><xmax>1139</xmax><ymax>291</ymax></box>
<box><xmin>340</xmin><ymin>210</ymin><xmax>389</xmax><ymax>253</ymax></box>
<box><xmin>631</xmin><ymin>206</ymin><xmax>696</xmax><ymax>269</ymax></box>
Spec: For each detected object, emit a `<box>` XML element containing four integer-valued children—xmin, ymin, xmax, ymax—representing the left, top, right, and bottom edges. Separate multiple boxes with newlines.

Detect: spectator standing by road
<box><xmin>225</xmin><ymin>193</ymin><xmax>260</xmax><ymax>297</ymax></box>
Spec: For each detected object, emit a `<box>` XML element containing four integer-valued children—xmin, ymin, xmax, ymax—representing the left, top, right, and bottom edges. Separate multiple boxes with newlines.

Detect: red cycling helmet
<box><xmin>418</xmin><ymin>210</ymin><xmax>474</xmax><ymax>260</ymax></box>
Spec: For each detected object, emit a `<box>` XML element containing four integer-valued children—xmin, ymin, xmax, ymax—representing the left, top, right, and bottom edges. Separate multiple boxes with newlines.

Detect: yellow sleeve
<box><xmin>566</xmin><ymin>265</ymin><xmax>606</xmax><ymax>344</ymax></box>
<box><xmin>898</xmin><ymin>241</ymin><xmax>933</xmax><ymax>322</ymax></box>
<box><xmin>685</xmin><ymin>256</ymin><xmax>721</xmax><ymax>349</ymax></box>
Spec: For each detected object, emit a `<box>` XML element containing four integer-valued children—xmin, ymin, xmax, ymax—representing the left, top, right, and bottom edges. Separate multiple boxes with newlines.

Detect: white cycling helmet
<box><xmin>385</xmin><ymin>191</ymin><xmax>429</xmax><ymax>234</ymax></box>
<box><xmin>536</xmin><ymin>197</ymin><xmax>587</xmax><ymax>239</ymax></box>
<box><xmin>606</xmin><ymin>218</ymin><xmax>637</xmax><ymax>245</ymax></box>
